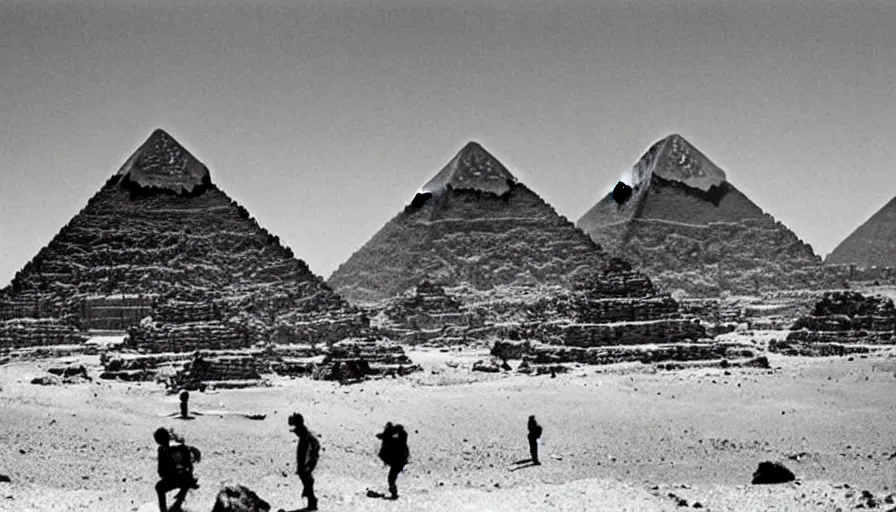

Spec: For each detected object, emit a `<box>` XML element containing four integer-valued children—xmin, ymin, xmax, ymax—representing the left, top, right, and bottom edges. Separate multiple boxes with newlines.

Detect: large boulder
<box><xmin>211</xmin><ymin>485</ymin><xmax>271</xmax><ymax>512</ymax></box>
<box><xmin>751</xmin><ymin>461</ymin><xmax>795</xmax><ymax>484</ymax></box>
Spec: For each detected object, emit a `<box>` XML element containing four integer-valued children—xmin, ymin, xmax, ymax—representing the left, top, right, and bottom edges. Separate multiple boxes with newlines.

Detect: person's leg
<box><xmin>529</xmin><ymin>437</ymin><xmax>540</xmax><ymax>464</ymax></box>
<box><xmin>156</xmin><ymin>480</ymin><xmax>170</xmax><ymax>512</ymax></box>
<box><xmin>388</xmin><ymin>464</ymin><xmax>404</xmax><ymax>498</ymax></box>
<box><xmin>299</xmin><ymin>472</ymin><xmax>317</xmax><ymax>510</ymax></box>
<box><xmin>306</xmin><ymin>472</ymin><xmax>317</xmax><ymax>510</ymax></box>
<box><xmin>171</xmin><ymin>484</ymin><xmax>190</xmax><ymax>510</ymax></box>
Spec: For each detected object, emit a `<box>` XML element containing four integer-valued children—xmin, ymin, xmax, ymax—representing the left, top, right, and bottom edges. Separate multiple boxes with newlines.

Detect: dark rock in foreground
<box><xmin>211</xmin><ymin>484</ymin><xmax>271</xmax><ymax>512</ymax></box>
<box><xmin>751</xmin><ymin>461</ymin><xmax>796</xmax><ymax>485</ymax></box>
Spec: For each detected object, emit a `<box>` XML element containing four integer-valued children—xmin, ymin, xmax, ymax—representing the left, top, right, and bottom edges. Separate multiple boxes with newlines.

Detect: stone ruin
<box><xmin>772</xmin><ymin>291</ymin><xmax>896</xmax><ymax>356</ymax></box>
<box><xmin>313</xmin><ymin>338</ymin><xmax>421</xmax><ymax>382</ymax></box>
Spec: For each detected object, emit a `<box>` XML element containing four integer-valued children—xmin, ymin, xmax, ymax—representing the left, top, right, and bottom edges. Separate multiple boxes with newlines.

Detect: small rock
<box><xmin>0</xmin><ymin>475</ymin><xmax>10</xmax><ymax>483</ymax></box>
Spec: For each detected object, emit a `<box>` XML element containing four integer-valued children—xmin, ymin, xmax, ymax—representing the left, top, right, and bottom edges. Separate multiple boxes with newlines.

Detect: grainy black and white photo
<box><xmin>1</xmin><ymin>0</ymin><xmax>895</xmax><ymax>511</ymax></box>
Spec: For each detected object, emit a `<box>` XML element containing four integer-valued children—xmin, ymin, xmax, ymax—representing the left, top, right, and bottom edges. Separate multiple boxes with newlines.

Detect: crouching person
<box><xmin>154</xmin><ymin>427</ymin><xmax>201</xmax><ymax>512</ymax></box>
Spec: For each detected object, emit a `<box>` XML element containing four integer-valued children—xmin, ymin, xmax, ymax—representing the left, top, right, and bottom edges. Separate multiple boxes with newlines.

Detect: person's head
<box><xmin>288</xmin><ymin>413</ymin><xmax>306</xmax><ymax>436</ymax></box>
<box><xmin>179</xmin><ymin>390</ymin><xmax>189</xmax><ymax>403</ymax></box>
<box><xmin>153</xmin><ymin>427</ymin><xmax>171</xmax><ymax>446</ymax></box>
<box><xmin>528</xmin><ymin>415</ymin><xmax>536</xmax><ymax>424</ymax></box>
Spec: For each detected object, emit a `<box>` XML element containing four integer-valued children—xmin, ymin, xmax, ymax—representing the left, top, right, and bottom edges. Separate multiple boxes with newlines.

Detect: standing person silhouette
<box><xmin>527</xmin><ymin>415</ymin><xmax>542</xmax><ymax>465</ymax></box>
<box><xmin>376</xmin><ymin>422</ymin><xmax>410</xmax><ymax>499</ymax></box>
<box><xmin>289</xmin><ymin>413</ymin><xmax>320</xmax><ymax>511</ymax></box>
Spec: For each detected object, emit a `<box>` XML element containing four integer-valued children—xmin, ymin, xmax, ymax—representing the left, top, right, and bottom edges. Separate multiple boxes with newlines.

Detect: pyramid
<box><xmin>826</xmin><ymin>196</ymin><xmax>896</xmax><ymax>268</ymax></box>
<box><xmin>0</xmin><ymin>129</ymin><xmax>360</xmax><ymax>350</ymax></box>
<box><xmin>577</xmin><ymin>134</ymin><xmax>825</xmax><ymax>297</ymax></box>
<box><xmin>328</xmin><ymin>141</ymin><xmax>629</xmax><ymax>305</ymax></box>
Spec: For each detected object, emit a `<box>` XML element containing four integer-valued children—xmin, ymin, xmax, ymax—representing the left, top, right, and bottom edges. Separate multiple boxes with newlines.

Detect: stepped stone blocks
<box><xmin>313</xmin><ymin>338</ymin><xmax>421</xmax><ymax>381</ymax></box>
<box><xmin>169</xmin><ymin>352</ymin><xmax>264</xmax><ymax>390</ymax></box>
<box><xmin>492</xmin><ymin>340</ymin><xmax>757</xmax><ymax>367</ymax></box>
<box><xmin>577</xmin><ymin>134</ymin><xmax>834</xmax><ymax>297</ymax></box>
<box><xmin>0</xmin><ymin>129</ymin><xmax>365</xmax><ymax>353</ymax></box>
<box><xmin>826</xmin><ymin>196</ymin><xmax>896</xmax><ymax>268</ymax></box>
<box><xmin>773</xmin><ymin>291</ymin><xmax>896</xmax><ymax>356</ymax></box>
<box><xmin>0</xmin><ymin>319</ymin><xmax>87</xmax><ymax>350</ymax></box>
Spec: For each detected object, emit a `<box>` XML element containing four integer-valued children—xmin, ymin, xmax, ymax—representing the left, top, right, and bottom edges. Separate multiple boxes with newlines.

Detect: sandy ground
<box><xmin>1</xmin><ymin>344</ymin><xmax>896</xmax><ymax>512</ymax></box>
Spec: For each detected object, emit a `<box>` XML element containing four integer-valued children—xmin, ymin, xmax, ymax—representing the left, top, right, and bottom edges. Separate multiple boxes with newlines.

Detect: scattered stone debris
<box><xmin>211</xmin><ymin>484</ymin><xmax>271</xmax><ymax>512</ymax></box>
<box><xmin>472</xmin><ymin>358</ymin><xmax>503</xmax><ymax>373</ymax></box>
<box><xmin>47</xmin><ymin>364</ymin><xmax>89</xmax><ymax>379</ymax></box>
<box><xmin>786</xmin><ymin>452</ymin><xmax>810</xmax><ymax>462</ymax></box>
<box><xmin>30</xmin><ymin>375</ymin><xmax>62</xmax><ymax>386</ymax></box>
<box><xmin>751</xmin><ymin>461</ymin><xmax>796</xmax><ymax>484</ymax></box>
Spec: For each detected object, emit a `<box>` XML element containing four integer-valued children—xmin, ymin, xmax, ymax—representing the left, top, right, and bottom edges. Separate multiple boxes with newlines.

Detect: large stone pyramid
<box><xmin>0</xmin><ymin>129</ymin><xmax>360</xmax><ymax>349</ymax></box>
<box><xmin>329</xmin><ymin>141</ymin><xmax>638</xmax><ymax>305</ymax></box>
<box><xmin>577</xmin><ymin>134</ymin><xmax>825</xmax><ymax>297</ymax></box>
<box><xmin>826</xmin><ymin>196</ymin><xmax>896</xmax><ymax>268</ymax></box>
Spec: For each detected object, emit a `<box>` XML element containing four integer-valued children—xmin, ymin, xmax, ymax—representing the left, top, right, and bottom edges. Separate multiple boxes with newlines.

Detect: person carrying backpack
<box><xmin>376</xmin><ymin>422</ymin><xmax>410</xmax><ymax>500</ymax></box>
<box><xmin>153</xmin><ymin>427</ymin><xmax>201</xmax><ymax>512</ymax></box>
<box><xmin>527</xmin><ymin>415</ymin><xmax>542</xmax><ymax>465</ymax></box>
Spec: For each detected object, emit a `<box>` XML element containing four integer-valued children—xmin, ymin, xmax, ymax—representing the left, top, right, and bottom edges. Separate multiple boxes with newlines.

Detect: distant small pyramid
<box><xmin>577</xmin><ymin>134</ymin><xmax>823</xmax><ymax>296</ymax></box>
<box><xmin>116</xmin><ymin>129</ymin><xmax>211</xmax><ymax>195</ymax></box>
<box><xmin>421</xmin><ymin>142</ymin><xmax>517</xmax><ymax>196</ymax></box>
<box><xmin>826</xmin><ymin>196</ymin><xmax>896</xmax><ymax>268</ymax></box>
<box><xmin>328</xmin><ymin>141</ymin><xmax>663</xmax><ymax>305</ymax></box>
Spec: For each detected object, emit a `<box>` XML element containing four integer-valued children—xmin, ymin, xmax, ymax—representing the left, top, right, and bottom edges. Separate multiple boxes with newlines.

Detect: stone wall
<box><xmin>776</xmin><ymin>291</ymin><xmax>896</xmax><ymax>356</ymax></box>
<box><xmin>491</xmin><ymin>339</ymin><xmax>756</xmax><ymax>366</ymax></box>
<box><xmin>0</xmin><ymin>318</ymin><xmax>87</xmax><ymax>349</ymax></box>
<box><xmin>127</xmin><ymin>320</ymin><xmax>253</xmax><ymax>352</ymax></box>
<box><xmin>313</xmin><ymin>339</ymin><xmax>420</xmax><ymax>381</ymax></box>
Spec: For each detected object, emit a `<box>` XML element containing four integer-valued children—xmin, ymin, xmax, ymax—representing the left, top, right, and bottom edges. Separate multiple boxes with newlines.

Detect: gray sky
<box><xmin>2</xmin><ymin>0</ymin><xmax>894</xmax><ymax>287</ymax></box>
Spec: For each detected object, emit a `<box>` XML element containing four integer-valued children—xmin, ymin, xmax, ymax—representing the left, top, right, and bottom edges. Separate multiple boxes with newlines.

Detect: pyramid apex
<box><xmin>116</xmin><ymin>129</ymin><xmax>210</xmax><ymax>194</ymax></box>
<box><xmin>633</xmin><ymin>133</ymin><xmax>726</xmax><ymax>192</ymax></box>
<box><xmin>421</xmin><ymin>141</ymin><xmax>517</xmax><ymax>196</ymax></box>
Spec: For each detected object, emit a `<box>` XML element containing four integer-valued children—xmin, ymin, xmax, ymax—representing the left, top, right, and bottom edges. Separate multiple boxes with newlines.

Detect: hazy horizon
<box><xmin>2</xmin><ymin>0</ymin><xmax>894</xmax><ymax>287</ymax></box>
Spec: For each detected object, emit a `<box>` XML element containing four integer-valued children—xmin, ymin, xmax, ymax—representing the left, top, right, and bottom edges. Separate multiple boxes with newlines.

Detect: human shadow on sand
<box><xmin>509</xmin><ymin>458</ymin><xmax>540</xmax><ymax>471</ymax></box>
<box><xmin>365</xmin><ymin>489</ymin><xmax>398</xmax><ymax>500</ymax></box>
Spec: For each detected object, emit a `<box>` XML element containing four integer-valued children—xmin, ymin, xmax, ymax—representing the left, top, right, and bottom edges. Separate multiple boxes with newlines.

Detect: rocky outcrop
<box><xmin>577</xmin><ymin>134</ymin><xmax>832</xmax><ymax>297</ymax></box>
<box><xmin>774</xmin><ymin>291</ymin><xmax>896</xmax><ymax>356</ymax></box>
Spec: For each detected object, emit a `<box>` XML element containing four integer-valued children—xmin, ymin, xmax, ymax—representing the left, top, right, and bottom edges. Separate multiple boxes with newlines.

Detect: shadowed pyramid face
<box><xmin>117</xmin><ymin>129</ymin><xmax>210</xmax><ymax>195</ymax></box>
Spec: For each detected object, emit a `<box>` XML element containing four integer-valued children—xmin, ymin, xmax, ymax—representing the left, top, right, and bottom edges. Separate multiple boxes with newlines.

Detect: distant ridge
<box><xmin>577</xmin><ymin>134</ymin><xmax>824</xmax><ymax>297</ymax></box>
<box><xmin>826</xmin><ymin>196</ymin><xmax>896</xmax><ymax>268</ymax></box>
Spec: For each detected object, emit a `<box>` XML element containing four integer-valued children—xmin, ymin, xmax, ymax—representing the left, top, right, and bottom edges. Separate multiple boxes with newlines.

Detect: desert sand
<box><xmin>1</xmin><ymin>343</ymin><xmax>895</xmax><ymax>512</ymax></box>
